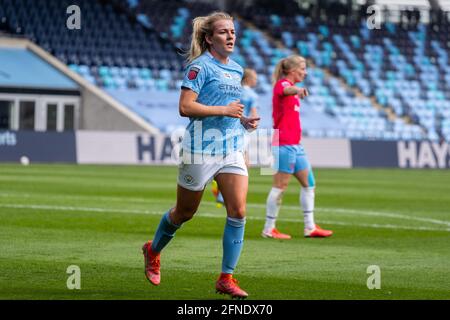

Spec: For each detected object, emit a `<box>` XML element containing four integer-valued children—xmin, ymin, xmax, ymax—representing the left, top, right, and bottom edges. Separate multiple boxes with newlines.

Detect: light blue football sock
<box><xmin>222</xmin><ymin>216</ymin><xmax>246</xmax><ymax>274</ymax></box>
<box><xmin>151</xmin><ymin>209</ymin><xmax>181</xmax><ymax>253</ymax></box>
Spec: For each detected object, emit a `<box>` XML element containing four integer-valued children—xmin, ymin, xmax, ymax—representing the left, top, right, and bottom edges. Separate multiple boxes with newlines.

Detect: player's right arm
<box><xmin>276</xmin><ymin>80</ymin><xmax>308</xmax><ymax>99</ymax></box>
<box><xmin>179</xmin><ymin>89</ymin><xmax>243</xmax><ymax>118</ymax></box>
<box><xmin>282</xmin><ymin>86</ymin><xmax>308</xmax><ymax>99</ymax></box>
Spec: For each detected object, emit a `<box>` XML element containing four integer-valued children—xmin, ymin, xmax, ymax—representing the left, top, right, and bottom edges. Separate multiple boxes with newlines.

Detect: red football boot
<box><xmin>215</xmin><ymin>273</ymin><xmax>248</xmax><ymax>299</ymax></box>
<box><xmin>142</xmin><ymin>240</ymin><xmax>161</xmax><ymax>285</ymax></box>
<box><xmin>304</xmin><ymin>225</ymin><xmax>333</xmax><ymax>238</ymax></box>
<box><xmin>261</xmin><ymin>228</ymin><xmax>292</xmax><ymax>239</ymax></box>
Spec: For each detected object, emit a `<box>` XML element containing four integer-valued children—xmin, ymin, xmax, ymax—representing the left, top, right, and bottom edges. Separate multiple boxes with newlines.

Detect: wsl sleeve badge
<box><xmin>187</xmin><ymin>65</ymin><xmax>201</xmax><ymax>81</ymax></box>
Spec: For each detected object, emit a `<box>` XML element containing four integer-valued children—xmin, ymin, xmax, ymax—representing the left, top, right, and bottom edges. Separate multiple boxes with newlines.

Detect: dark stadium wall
<box><xmin>350</xmin><ymin>141</ymin><xmax>399</xmax><ymax>168</ymax></box>
<box><xmin>0</xmin><ymin>131</ymin><xmax>76</xmax><ymax>163</ymax></box>
<box><xmin>74</xmin><ymin>134</ymin><xmax>450</xmax><ymax>169</ymax></box>
<box><xmin>2</xmin><ymin>130</ymin><xmax>449</xmax><ymax>168</ymax></box>
<box><xmin>351</xmin><ymin>140</ymin><xmax>450</xmax><ymax>169</ymax></box>
<box><xmin>397</xmin><ymin>140</ymin><xmax>450</xmax><ymax>169</ymax></box>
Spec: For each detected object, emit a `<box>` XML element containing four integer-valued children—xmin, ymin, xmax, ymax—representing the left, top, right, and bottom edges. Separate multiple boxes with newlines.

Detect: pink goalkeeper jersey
<box><xmin>272</xmin><ymin>78</ymin><xmax>301</xmax><ymax>146</ymax></box>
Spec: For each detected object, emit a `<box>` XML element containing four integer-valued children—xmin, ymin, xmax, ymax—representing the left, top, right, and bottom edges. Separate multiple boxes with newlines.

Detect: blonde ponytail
<box><xmin>186</xmin><ymin>12</ymin><xmax>233</xmax><ymax>63</ymax></box>
<box><xmin>272</xmin><ymin>55</ymin><xmax>306</xmax><ymax>85</ymax></box>
<box><xmin>272</xmin><ymin>59</ymin><xmax>286</xmax><ymax>85</ymax></box>
<box><xmin>188</xmin><ymin>17</ymin><xmax>208</xmax><ymax>64</ymax></box>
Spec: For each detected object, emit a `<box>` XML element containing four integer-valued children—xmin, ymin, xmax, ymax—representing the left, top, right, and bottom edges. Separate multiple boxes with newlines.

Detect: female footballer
<box><xmin>262</xmin><ymin>55</ymin><xmax>333</xmax><ymax>239</ymax></box>
<box><xmin>142</xmin><ymin>12</ymin><xmax>259</xmax><ymax>299</ymax></box>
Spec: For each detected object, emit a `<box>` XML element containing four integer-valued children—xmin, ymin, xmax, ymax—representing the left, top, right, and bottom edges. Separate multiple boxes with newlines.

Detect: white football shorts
<box><xmin>177</xmin><ymin>151</ymin><xmax>248</xmax><ymax>191</ymax></box>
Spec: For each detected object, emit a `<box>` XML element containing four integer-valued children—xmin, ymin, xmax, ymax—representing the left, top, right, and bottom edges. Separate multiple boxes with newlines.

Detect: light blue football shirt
<box><xmin>181</xmin><ymin>51</ymin><xmax>244</xmax><ymax>156</ymax></box>
<box><xmin>241</xmin><ymin>85</ymin><xmax>258</xmax><ymax>117</ymax></box>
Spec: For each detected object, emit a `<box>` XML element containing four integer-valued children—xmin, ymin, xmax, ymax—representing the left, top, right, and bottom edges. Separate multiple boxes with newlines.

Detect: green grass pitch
<box><xmin>0</xmin><ymin>164</ymin><xmax>449</xmax><ymax>300</ymax></box>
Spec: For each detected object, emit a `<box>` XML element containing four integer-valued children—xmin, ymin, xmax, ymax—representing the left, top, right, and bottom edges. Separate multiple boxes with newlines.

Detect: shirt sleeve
<box><xmin>181</xmin><ymin>62</ymin><xmax>207</xmax><ymax>94</ymax></box>
<box><xmin>273</xmin><ymin>80</ymin><xmax>291</xmax><ymax>97</ymax></box>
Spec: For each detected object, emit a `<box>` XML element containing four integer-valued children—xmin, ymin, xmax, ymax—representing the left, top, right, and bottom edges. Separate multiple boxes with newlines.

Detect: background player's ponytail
<box><xmin>187</xmin><ymin>12</ymin><xmax>233</xmax><ymax>63</ymax></box>
<box><xmin>272</xmin><ymin>55</ymin><xmax>306</xmax><ymax>85</ymax></box>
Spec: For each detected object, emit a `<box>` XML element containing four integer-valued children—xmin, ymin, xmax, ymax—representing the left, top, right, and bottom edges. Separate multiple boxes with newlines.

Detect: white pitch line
<box><xmin>233</xmin><ymin>202</ymin><xmax>450</xmax><ymax>227</ymax></box>
<box><xmin>1</xmin><ymin>191</ymin><xmax>449</xmax><ymax>227</ymax></box>
<box><xmin>0</xmin><ymin>203</ymin><xmax>449</xmax><ymax>233</ymax></box>
<box><xmin>315</xmin><ymin>207</ymin><xmax>450</xmax><ymax>227</ymax></box>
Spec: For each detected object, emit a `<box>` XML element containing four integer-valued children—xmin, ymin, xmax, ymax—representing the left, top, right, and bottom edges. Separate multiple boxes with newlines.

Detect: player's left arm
<box><xmin>249</xmin><ymin>94</ymin><xmax>259</xmax><ymax>118</ymax></box>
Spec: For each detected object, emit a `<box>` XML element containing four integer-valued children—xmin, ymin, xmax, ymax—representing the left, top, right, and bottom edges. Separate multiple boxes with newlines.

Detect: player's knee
<box><xmin>227</xmin><ymin>204</ymin><xmax>246</xmax><ymax>219</ymax></box>
<box><xmin>275</xmin><ymin>182</ymin><xmax>288</xmax><ymax>191</ymax></box>
<box><xmin>173</xmin><ymin>206</ymin><xmax>197</xmax><ymax>223</ymax></box>
<box><xmin>177</xmin><ymin>213</ymin><xmax>194</xmax><ymax>224</ymax></box>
